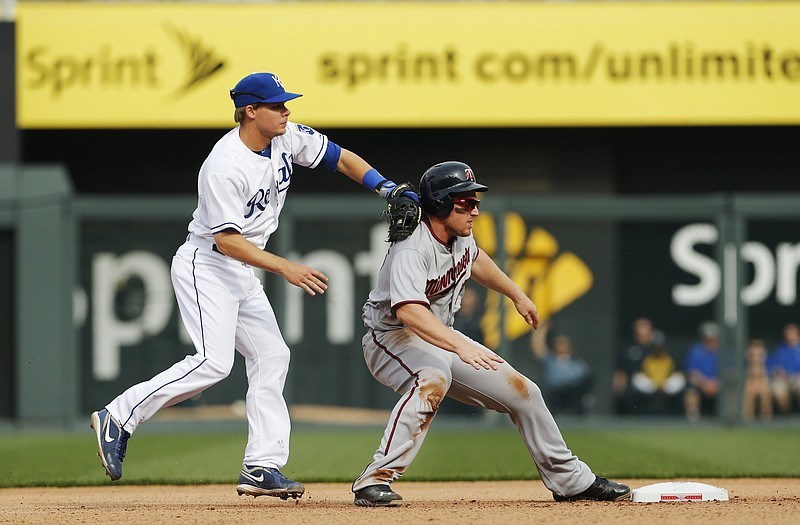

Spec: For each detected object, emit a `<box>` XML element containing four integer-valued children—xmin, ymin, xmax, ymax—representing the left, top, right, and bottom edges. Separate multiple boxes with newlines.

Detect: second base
<box><xmin>631</xmin><ymin>481</ymin><xmax>729</xmax><ymax>502</ymax></box>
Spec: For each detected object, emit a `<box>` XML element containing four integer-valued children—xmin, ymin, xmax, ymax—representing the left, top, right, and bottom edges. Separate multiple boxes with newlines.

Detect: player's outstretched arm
<box><xmin>336</xmin><ymin>148</ymin><xmax>373</xmax><ymax>184</ymax></box>
<box><xmin>213</xmin><ymin>230</ymin><xmax>328</xmax><ymax>296</ymax></box>
<box><xmin>396</xmin><ymin>303</ymin><xmax>504</xmax><ymax>371</ymax></box>
<box><xmin>337</xmin><ymin>149</ymin><xmax>420</xmax><ymax>202</ymax></box>
<box><xmin>471</xmin><ymin>249</ymin><xmax>540</xmax><ymax>329</ymax></box>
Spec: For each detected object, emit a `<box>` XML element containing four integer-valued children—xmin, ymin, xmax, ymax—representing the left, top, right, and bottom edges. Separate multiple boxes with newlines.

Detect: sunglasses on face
<box><xmin>452</xmin><ymin>197</ymin><xmax>481</xmax><ymax>212</ymax></box>
<box><xmin>229</xmin><ymin>90</ymin><xmax>266</xmax><ymax>100</ymax></box>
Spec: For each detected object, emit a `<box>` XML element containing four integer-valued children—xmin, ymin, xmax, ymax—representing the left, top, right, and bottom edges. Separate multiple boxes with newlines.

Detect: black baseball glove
<box><xmin>383</xmin><ymin>182</ymin><xmax>422</xmax><ymax>242</ymax></box>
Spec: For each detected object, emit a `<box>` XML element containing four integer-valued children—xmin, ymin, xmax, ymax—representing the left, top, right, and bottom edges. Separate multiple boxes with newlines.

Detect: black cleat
<box><xmin>354</xmin><ymin>484</ymin><xmax>404</xmax><ymax>507</ymax></box>
<box><xmin>236</xmin><ymin>465</ymin><xmax>305</xmax><ymax>499</ymax></box>
<box><xmin>554</xmin><ymin>476</ymin><xmax>631</xmax><ymax>502</ymax></box>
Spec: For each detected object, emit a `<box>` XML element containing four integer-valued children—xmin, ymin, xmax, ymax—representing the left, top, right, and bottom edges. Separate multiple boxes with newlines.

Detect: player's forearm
<box><xmin>396</xmin><ymin>304</ymin><xmax>468</xmax><ymax>354</ymax></box>
<box><xmin>336</xmin><ymin>148</ymin><xmax>374</xmax><ymax>185</ymax></box>
<box><xmin>397</xmin><ymin>303</ymin><xmax>503</xmax><ymax>370</ymax></box>
<box><xmin>213</xmin><ymin>231</ymin><xmax>288</xmax><ymax>273</ymax></box>
<box><xmin>473</xmin><ymin>250</ymin><xmax>539</xmax><ymax>328</ymax></box>
<box><xmin>340</xmin><ymin>151</ymin><xmax>418</xmax><ymax>202</ymax></box>
<box><xmin>472</xmin><ymin>251</ymin><xmax>527</xmax><ymax>303</ymax></box>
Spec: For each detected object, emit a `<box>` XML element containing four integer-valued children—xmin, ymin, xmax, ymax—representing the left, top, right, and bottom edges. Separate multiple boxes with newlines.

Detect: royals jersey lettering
<box><xmin>188</xmin><ymin>121</ymin><xmax>329</xmax><ymax>250</ymax></box>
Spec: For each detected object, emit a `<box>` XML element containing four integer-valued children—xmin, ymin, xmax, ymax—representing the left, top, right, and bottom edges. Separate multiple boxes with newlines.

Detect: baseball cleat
<box><xmin>90</xmin><ymin>409</ymin><xmax>131</xmax><ymax>481</ymax></box>
<box><xmin>236</xmin><ymin>465</ymin><xmax>305</xmax><ymax>499</ymax></box>
<box><xmin>353</xmin><ymin>484</ymin><xmax>404</xmax><ymax>507</ymax></box>
<box><xmin>553</xmin><ymin>476</ymin><xmax>632</xmax><ymax>502</ymax></box>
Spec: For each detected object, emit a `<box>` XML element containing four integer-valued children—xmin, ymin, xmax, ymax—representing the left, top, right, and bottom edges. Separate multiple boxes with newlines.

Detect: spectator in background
<box><xmin>768</xmin><ymin>323</ymin><xmax>800</xmax><ymax>415</ymax></box>
<box><xmin>613</xmin><ymin>317</ymin><xmax>661</xmax><ymax>415</ymax></box>
<box><xmin>742</xmin><ymin>339</ymin><xmax>772</xmax><ymax>423</ymax></box>
<box><xmin>629</xmin><ymin>332</ymin><xmax>686</xmax><ymax>416</ymax></box>
<box><xmin>683</xmin><ymin>321</ymin><xmax>721</xmax><ymax>422</ymax></box>
<box><xmin>452</xmin><ymin>285</ymin><xmax>484</xmax><ymax>345</ymax></box>
<box><xmin>531</xmin><ymin>321</ymin><xmax>593</xmax><ymax>415</ymax></box>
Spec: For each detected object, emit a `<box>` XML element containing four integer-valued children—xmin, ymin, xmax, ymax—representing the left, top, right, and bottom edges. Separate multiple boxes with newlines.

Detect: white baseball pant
<box><xmin>106</xmin><ymin>235</ymin><xmax>292</xmax><ymax>469</ymax></box>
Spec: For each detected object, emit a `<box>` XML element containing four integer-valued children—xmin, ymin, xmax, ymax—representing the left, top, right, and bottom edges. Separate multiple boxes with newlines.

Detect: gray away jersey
<box><xmin>362</xmin><ymin>220</ymin><xmax>480</xmax><ymax>331</ymax></box>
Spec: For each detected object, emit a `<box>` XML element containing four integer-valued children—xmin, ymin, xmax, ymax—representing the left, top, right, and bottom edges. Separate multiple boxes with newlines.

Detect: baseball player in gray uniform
<box><xmin>90</xmin><ymin>72</ymin><xmax>416</xmax><ymax>499</ymax></box>
<box><xmin>352</xmin><ymin>161</ymin><xmax>631</xmax><ymax>506</ymax></box>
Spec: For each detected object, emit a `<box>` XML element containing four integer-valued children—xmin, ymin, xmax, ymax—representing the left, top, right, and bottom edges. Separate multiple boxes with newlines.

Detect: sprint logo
<box><xmin>164</xmin><ymin>22</ymin><xmax>226</xmax><ymax>95</ymax></box>
<box><xmin>23</xmin><ymin>23</ymin><xmax>225</xmax><ymax>99</ymax></box>
<box><xmin>473</xmin><ymin>212</ymin><xmax>593</xmax><ymax>348</ymax></box>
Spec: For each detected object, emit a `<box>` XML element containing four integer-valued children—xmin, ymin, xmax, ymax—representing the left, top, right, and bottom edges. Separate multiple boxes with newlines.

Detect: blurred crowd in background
<box><xmin>450</xmin><ymin>285</ymin><xmax>800</xmax><ymax>423</ymax></box>
<box><xmin>611</xmin><ymin>318</ymin><xmax>800</xmax><ymax>423</ymax></box>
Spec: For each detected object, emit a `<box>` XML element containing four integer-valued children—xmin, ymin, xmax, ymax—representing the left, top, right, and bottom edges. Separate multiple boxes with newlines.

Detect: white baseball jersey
<box><xmin>362</xmin><ymin>219</ymin><xmax>478</xmax><ymax>331</ymax></box>
<box><xmin>188</xmin><ymin>121</ymin><xmax>330</xmax><ymax>248</ymax></box>
<box><xmin>106</xmin><ymin>121</ymin><xmax>338</xmax><ymax>472</ymax></box>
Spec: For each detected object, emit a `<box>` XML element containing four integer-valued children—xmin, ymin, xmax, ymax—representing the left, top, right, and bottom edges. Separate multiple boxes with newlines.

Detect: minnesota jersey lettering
<box><xmin>425</xmin><ymin>247</ymin><xmax>471</xmax><ymax>297</ymax></box>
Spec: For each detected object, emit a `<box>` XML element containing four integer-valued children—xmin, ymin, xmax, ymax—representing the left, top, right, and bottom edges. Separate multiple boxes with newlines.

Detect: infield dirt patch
<box><xmin>1</xmin><ymin>479</ymin><xmax>798</xmax><ymax>524</ymax></box>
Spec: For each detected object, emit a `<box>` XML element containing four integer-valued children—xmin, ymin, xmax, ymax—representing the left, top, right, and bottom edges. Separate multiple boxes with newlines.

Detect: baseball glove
<box><xmin>383</xmin><ymin>182</ymin><xmax>422</xmax><ymax>242</ymax></box>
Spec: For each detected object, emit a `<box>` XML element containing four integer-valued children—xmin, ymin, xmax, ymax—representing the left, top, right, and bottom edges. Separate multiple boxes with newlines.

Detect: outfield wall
<box><xmin>4</xmin><ymin>168</ymin><xmax>800</xmax><ymax>426</ymax></box>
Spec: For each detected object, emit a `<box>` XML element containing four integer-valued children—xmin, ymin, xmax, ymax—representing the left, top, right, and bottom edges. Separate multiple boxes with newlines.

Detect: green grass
<box><xmin>1</xmin><ymin>426</ymin><xmax>798</xmax><ymax>487</ymax></box>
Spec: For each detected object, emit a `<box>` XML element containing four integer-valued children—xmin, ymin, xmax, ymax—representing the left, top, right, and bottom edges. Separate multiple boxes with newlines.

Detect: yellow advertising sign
<box><xmin>15</xmin><ymin>2</ymin><xmax>800</xmax><ymax>128</ymax></box>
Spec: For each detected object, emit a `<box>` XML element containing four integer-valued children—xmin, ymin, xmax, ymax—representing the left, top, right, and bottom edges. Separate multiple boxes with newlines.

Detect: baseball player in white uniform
<box><xmin>90</xmin><ymin>72</ymin><xmax>416</xmax><ymax>499</ymax></box>
<box><xmin>352</xmin><ymin>161</ymin><xmax>631</xmax><ymax>506</ymax></box>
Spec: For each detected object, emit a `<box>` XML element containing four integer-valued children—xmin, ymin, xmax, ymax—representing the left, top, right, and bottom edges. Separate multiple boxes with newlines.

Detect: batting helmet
<box><xmin>419</xmin><ymin>161</ymin><xmax>489</xmax><ymax>217</ymax></box>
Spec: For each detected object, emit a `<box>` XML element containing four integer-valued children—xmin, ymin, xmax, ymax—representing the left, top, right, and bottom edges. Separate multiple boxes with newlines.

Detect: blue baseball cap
<box><xmin>229</xmin><ymin>72</ymin><xmax>302</xmax><ymax>107</ymax></box>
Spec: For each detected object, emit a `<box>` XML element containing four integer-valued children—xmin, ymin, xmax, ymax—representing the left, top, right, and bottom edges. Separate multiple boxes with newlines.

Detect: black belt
<box><xmin>187</xmin><ymin>234</ymin><xmax>225</xmax><ymax>255</ymax></box>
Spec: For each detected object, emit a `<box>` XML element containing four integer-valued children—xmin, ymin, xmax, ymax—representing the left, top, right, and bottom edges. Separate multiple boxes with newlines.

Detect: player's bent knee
<box><xmin>419</xmin><ymin>369</ymin><xmax>452</xmax><ymax>391</ymax></box>
<box><xmin>417</xmin><ymin>369</ymin><xmax>451</xmax><ymax>413</ymax></box>
<box><xmin>204</xmin><ymin>356</ymin><xmax>235</xmax><ymax>380</ymax></box>
<box><xmin>528</xmin><ymin>379</ymin><xmax>544</xmax><ymax>399</ymax></box>
<box><xmin>505</xmin><ymin>370</ymin><xmax>542</xmax><ymax>403</ymax></box>
<box><xmin>274</xmin><ymin>344</ymin><xmax>292</xmax><ymax>366</ymax></box>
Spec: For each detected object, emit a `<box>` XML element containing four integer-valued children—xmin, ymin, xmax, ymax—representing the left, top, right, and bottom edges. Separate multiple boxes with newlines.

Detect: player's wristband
<box><xmin>362</xmin><ymin>169</ymin><xmax>387</xmax><ymax>192</ymax></box>
<box><xmin>361</xmin><ymin>169</ymin><xmax>406</xmax><ymax>200</ymax></box>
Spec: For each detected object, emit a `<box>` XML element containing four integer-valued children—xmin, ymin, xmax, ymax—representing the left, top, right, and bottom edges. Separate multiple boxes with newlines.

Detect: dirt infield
<box><xmin>1</xmin><ymin>479</ymin><xmax>798</xmax><ymax>524</ymax></box>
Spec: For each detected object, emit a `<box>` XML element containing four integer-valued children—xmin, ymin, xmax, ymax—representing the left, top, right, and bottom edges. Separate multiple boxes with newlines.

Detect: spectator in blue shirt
<box><xmin>683</xmin><ymin>321</ymin><xmax>720</xmax><ymax>421</ymax></box>
<box><xmin>768</xmin><ymin>323</ymin><xmax>800</xmax><ymax>415</ymax></box>
<box><xmin>531</xmin><ymin>321</ymin><xmax>593</xmax><ymax>415</ymax></box>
